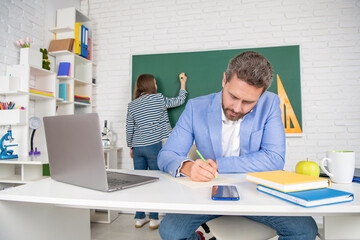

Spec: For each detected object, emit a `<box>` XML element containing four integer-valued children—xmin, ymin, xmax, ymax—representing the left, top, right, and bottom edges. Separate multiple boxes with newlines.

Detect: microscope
<box><xmin>0</xmin><ymin>125</ymin><xmax>18</xmax><ymax>160</ymax></box>
<box><xmin>102</xmin><ymin>120</ymin><xmax>113</xmax><ymax>149</ymax></box>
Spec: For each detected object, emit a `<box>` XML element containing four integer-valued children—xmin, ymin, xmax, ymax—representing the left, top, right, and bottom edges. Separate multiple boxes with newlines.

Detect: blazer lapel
<box><xmin>208</xmin><ymin>91</ymin><xmax>223</xmax><ymax>159</ymax></box>
<box><xmin>240</xmin><ymin>106</ymin><xmax>256</xmax><ymax>155</ymax></box>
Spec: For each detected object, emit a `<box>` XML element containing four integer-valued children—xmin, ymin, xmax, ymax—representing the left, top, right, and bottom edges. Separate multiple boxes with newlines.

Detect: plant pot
<box><xmin>20</xmin><ymin>48</ymin><xmax>42</xmax><ymax>69</ymax></box>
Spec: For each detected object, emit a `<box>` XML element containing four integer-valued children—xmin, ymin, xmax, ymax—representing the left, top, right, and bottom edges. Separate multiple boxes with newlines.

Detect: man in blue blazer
<box><xmin>158</xmin><ymin>51</ymin><xmax>318</xmax><ymax>240</ymax></box>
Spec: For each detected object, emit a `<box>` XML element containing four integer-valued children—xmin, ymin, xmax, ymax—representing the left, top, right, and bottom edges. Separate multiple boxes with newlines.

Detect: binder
<box><xmin>257</xmin><ymin>185</ymin><xmax>354</xmax><ymax>207</ymax></box>
<box><xmin>246</xmin><ymin>170</ymin><xmax>330</xmax><ymax>192</ymax></box>
<box><xmin>87</xmin><ymin>38</ymin><xmax>91</xmax><ymax>60</ymax></box>
<box><xmin>81</xmin><ymin>25</ymin><xmax>88</xmax><ymax>58</ymax></box>
<box><xmin>74</xmin><ymin>22</ymin><xmax>82</xmax><ymax>55</ymax></box>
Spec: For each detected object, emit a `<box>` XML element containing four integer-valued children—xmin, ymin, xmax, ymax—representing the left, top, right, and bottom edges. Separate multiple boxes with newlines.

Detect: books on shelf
<box><xmin>59</xmin><ymin>83</ymin><xmax>70</xmax><ymax>101</ymax></box>
<box><xmin>257</xmin><ymin>185</ymin><xmax>354</xmax><ymax>208</ymax></box>
<box><xmin>74</xmin><ymin>94</ymin><xmax>90</xmax><ymax>104</ymax></box>
<box><xmin>29</xmin><ymin>88</ymin><xmax>54</xmax><ymax>97</ymax></box>
<box><xmin>246</xmin><ymin>170</ymin><xmax>330</xmax><ymax>192</ymax></box>
<box><xmin>58</xmin><ymin>62</ymin><xmax>71</xmax><ymax>76</ymax></box>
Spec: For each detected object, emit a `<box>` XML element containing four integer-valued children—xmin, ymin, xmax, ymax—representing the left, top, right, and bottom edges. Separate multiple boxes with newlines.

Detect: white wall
<box><xmin>80</xmin><ymin>0</ymin><xmax>360</xmax><ymax>171</ymax></box>
<box><xmin>0</xmin><ymin>0</ymin><xmax>46</xmax><ymax>76</ymax></box>
<box><xmin>0</xmin><ymin>0</ymin><xmax>80</xmax><ymax>76</ymax></box>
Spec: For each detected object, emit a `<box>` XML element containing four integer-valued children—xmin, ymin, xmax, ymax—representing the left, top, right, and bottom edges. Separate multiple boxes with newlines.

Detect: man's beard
<box><xmin>222</xmin><ymin>107</ymin><xmax>245</xmax><ymax>121</ymax></box>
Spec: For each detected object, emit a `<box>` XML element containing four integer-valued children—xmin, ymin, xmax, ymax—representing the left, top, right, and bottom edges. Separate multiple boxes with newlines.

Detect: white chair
<box><xmin>205</xmin><ymin>216</ymin><xmax>277</xmax><ymax>240</ymax></box>
<box><xmin>187</xmin><ymin>145</ymin><xmax>277</xmax><ymax>240</ymax></box>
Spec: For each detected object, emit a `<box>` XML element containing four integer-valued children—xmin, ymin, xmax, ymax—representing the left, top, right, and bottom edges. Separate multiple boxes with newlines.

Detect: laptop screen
<box><xmin>44</xmin><ymin>113</ymin><xmax>109</xmax><ymax>191</ymax></box>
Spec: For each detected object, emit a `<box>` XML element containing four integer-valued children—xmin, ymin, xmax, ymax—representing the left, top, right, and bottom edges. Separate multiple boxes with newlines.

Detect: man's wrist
<box><xmin>180</xmin><ymin>161</ymin><xmax>194</xmax><ymax>176</ymax></box>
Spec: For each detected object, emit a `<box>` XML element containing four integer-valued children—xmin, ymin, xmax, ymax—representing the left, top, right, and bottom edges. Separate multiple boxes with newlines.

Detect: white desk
<box><xmin>0</xmin><ymin>170</ymin><xmax>360</xmax><ymax>240</ymax></box>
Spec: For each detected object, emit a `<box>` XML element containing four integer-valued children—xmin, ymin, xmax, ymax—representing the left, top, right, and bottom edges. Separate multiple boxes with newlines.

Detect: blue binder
<box><xmin>81</xmin><ymin>25</ymin><xmax>88</xmax><ymax>58</ymax></box>
<box><xmin>257</xmin><ymin>185</ymin><xmax>354</xmax><ymax>207</ymax></box>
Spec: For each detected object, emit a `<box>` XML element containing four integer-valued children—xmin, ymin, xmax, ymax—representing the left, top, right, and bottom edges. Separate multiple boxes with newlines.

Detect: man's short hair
<box><xmin>225</xmin><ymin>51</ymin><xmax>273</xmax><ymax>90</ymax></box>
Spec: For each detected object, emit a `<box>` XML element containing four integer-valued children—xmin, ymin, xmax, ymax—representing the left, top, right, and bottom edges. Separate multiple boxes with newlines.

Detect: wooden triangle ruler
<box><xmin>277</xmin><ymin>74</ymin><xmax>302</xmax><ymax>133</ymax></box>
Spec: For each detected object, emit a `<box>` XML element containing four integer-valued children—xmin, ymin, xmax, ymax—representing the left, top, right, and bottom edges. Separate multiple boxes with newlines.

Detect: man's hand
<box><xmin>180</xmin><ymin>159</ymin><xmax>218</xmax><ymax>182</ymax></box>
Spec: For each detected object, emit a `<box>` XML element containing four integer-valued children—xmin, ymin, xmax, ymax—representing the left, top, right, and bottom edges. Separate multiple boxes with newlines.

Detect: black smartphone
<box><xmin>211</xmin><ymin>185</ymin><xmax>239</xmax><ymax>201</ymax></box>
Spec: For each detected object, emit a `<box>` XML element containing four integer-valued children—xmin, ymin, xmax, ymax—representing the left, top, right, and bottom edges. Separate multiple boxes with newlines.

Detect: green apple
<box><xmin>295</xmin><ymin>160</ymin><xmax>320</xmax><ymax>177</ymax></box>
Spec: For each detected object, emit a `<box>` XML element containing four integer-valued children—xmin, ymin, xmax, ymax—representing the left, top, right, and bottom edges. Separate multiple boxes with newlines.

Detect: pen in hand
<box><xmin>196</xmin><ymin>150</ymin><xmax>218</xmax><ymax>178</ymax></box>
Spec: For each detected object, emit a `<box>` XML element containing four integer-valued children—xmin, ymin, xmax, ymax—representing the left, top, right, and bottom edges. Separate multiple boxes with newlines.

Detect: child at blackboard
<box><xmin>126</xmin><ymin>72</ymin><xmax>188</xmax><ymax>229</ymax></box>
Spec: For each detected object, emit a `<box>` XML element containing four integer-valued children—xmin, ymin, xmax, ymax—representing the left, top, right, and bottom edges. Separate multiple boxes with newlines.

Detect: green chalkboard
<box><xmin>132</xmin><ymin>45</ymin><xmax>302</xmax><ymax>130</ymax></box>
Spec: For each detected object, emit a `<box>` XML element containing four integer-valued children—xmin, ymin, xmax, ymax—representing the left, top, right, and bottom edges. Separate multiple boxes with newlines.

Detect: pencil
<box><xmin>196</xmin><ymin>150</ymin><xmax>218</xmax><ymax>178</ymax></box>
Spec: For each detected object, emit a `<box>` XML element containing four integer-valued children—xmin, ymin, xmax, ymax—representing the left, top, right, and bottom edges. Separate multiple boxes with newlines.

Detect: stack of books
<box><xmin>246</xmin><ymin>170</ymin><xmax>354</xmax><ymax>207</ymax></box>
<box><xmin>29</xmin><ymin>88</ymin><xmax>54</xmax><ymax>97</ymax></box>
<box><xmin>74</xmin><ymin>94</ymin><xmax>90</xmax><ymax>104</ymax></box>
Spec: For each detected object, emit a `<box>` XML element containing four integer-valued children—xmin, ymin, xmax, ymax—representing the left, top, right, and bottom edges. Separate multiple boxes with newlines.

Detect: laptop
<box><xmin>43</xmin><ymin>113</ymin><xmax>159</xmax><ymax>192</ymax></box>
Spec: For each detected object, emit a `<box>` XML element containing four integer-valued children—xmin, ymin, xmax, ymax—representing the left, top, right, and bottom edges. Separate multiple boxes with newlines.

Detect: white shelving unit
<box><xmin>49</xmin><ymin>7</ymin><xmax>93</xmax><ymax>116</ymax></box>
<box><xmin>0</xmin><ymin>7</ymin><xmax>95</xmax><ymax>187</ymax></box>
<box><xmin>1</xmin><ymin>65</ymin><xmax>56</xmax><ymax>157</ymax></box>
<box><xmin>104</xmin><ymin>147</ymin><xmax>122</xmax><ymax>169</ymax></box>
<box><xmin>0</xmin><ymin>155</ymin><xmax>48</xmax><ymax>184</ymax></box>
<box><xmin>0</xmin><ymin>64</ymin><xmax>56</xmax><ymax>185</ymax></box>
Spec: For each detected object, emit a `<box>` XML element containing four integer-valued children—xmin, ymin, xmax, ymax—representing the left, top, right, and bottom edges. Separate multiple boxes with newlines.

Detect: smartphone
<box><xmin>211</xmin><ymin>185</ymin><xmax>239</xmax><ymax>201</ymax></box>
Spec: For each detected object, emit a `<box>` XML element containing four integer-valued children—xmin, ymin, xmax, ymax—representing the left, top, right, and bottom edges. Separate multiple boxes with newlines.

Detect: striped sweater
<box><xmin>126</xmin><ymin>89</ymin><xmax>188</xmax><ymax>148</ymax></box>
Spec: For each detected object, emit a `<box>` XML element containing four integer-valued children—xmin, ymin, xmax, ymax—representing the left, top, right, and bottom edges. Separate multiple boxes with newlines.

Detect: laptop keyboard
<box><xmin>107</xmin><ymin>172</ymin><xmax>131</xmax><ymax>188</ymax></box>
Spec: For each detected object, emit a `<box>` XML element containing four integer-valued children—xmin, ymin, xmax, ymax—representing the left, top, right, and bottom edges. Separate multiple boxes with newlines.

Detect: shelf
<box><xmin>0</xmin><ymin>155</ymin><xmax>48</xmax><ymax>164</ymax></box>
<box><xmin>74</xmin><ymin>101</ymin><xmax>91</xmax><ymax>106</ymax></box>
<box><xmin>0</xmin><ymin>175</ymin><xmax>21</xmax><ymax>183</ymax></box>
<box><xmin>49</xmin><ymin>50</ymin><xmax>73</xmax><ymax>57</ymax></box>
<box><xmin>0</xmin><ymin>176</ymin><xmax>48</xmax><ymax>184</ymax></box>
<box><xmin>75</xmin><ymin>9</ymin><xmax>91</xmax><ymax>23</ymax></box>
<box><xmin>74</xmin><ymin>54</ymin><xmax>92</xmax><ymax>64</ymax></box>
<box><xmin>0</xmin><ymin>90</ymin><xmax>28</xmax><ymax>96</ymax></box>
<box><xmin>49</xmin><ymin>51</ymin><xmax>91</xmax><ymax>64</ymax></box>
<box><xmin>57</xmin><ymin>100</ymin><xmax>74</xmax><ymax>105</ymax></box>
<box><xmin>90</xmin><ymin>210</ymin><xmax>119</xmax><ymax>224</ymax></box>
<box><xmin>29</xmin><ymin>92</ymin><xmax>55</xmax><ymax>100</ymax></box>
<box><xmin>0</xmin><ymin>155</ymin><xmax>49</xmax><ymax>184</ymax></box>
<box><xmin>48</xmin><ymin>26</ymin><xmax>74</xmax><ymax>34</ymax></box>
<box><xmin>74</xmin><ymin>78</ymin><xmax>91</xmax><ymax>85</ymax></box>
<box><xmin>30</xmin><ymin>66</ymin><xmax>56</xmax><ymax>76</ymax></box>
<box><xmin>57</xmin><ymin>76</ymin><xmax>73</xmax><ymax>80</ymax></box>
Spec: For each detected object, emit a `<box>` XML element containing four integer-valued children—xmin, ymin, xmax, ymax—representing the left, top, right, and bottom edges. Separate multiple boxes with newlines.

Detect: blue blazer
<box><xmin>158</xmin><ymin>90</ymin><xmax>286</xmax><ymax>177</ymax></box>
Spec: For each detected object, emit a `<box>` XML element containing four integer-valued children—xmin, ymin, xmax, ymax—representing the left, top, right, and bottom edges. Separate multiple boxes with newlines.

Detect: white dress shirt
<box><xmin>177</xmin><ymin>108</ymin><xmax>242</xmax><ymax>176</ymax></box>
<box><xmin>221</xmin><ymin>109</ymin><xmax>242</xmax><ymax>157</ymax></box>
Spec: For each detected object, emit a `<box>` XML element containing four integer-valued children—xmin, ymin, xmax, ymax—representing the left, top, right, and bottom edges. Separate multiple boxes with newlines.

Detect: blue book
<box><xmin>58</xmin><ymin>83</ymin><xmax>68</xmax><ymax>101</ymax></box>
<box><xmin>58</xmin><ymin>62</ymin><xmax>71</xmax><ymax>76</ymax></box>
<box><xmin>257</xmin><ymin>185</ymin><xmax>354</xmax><ymax>208</ymax></box>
